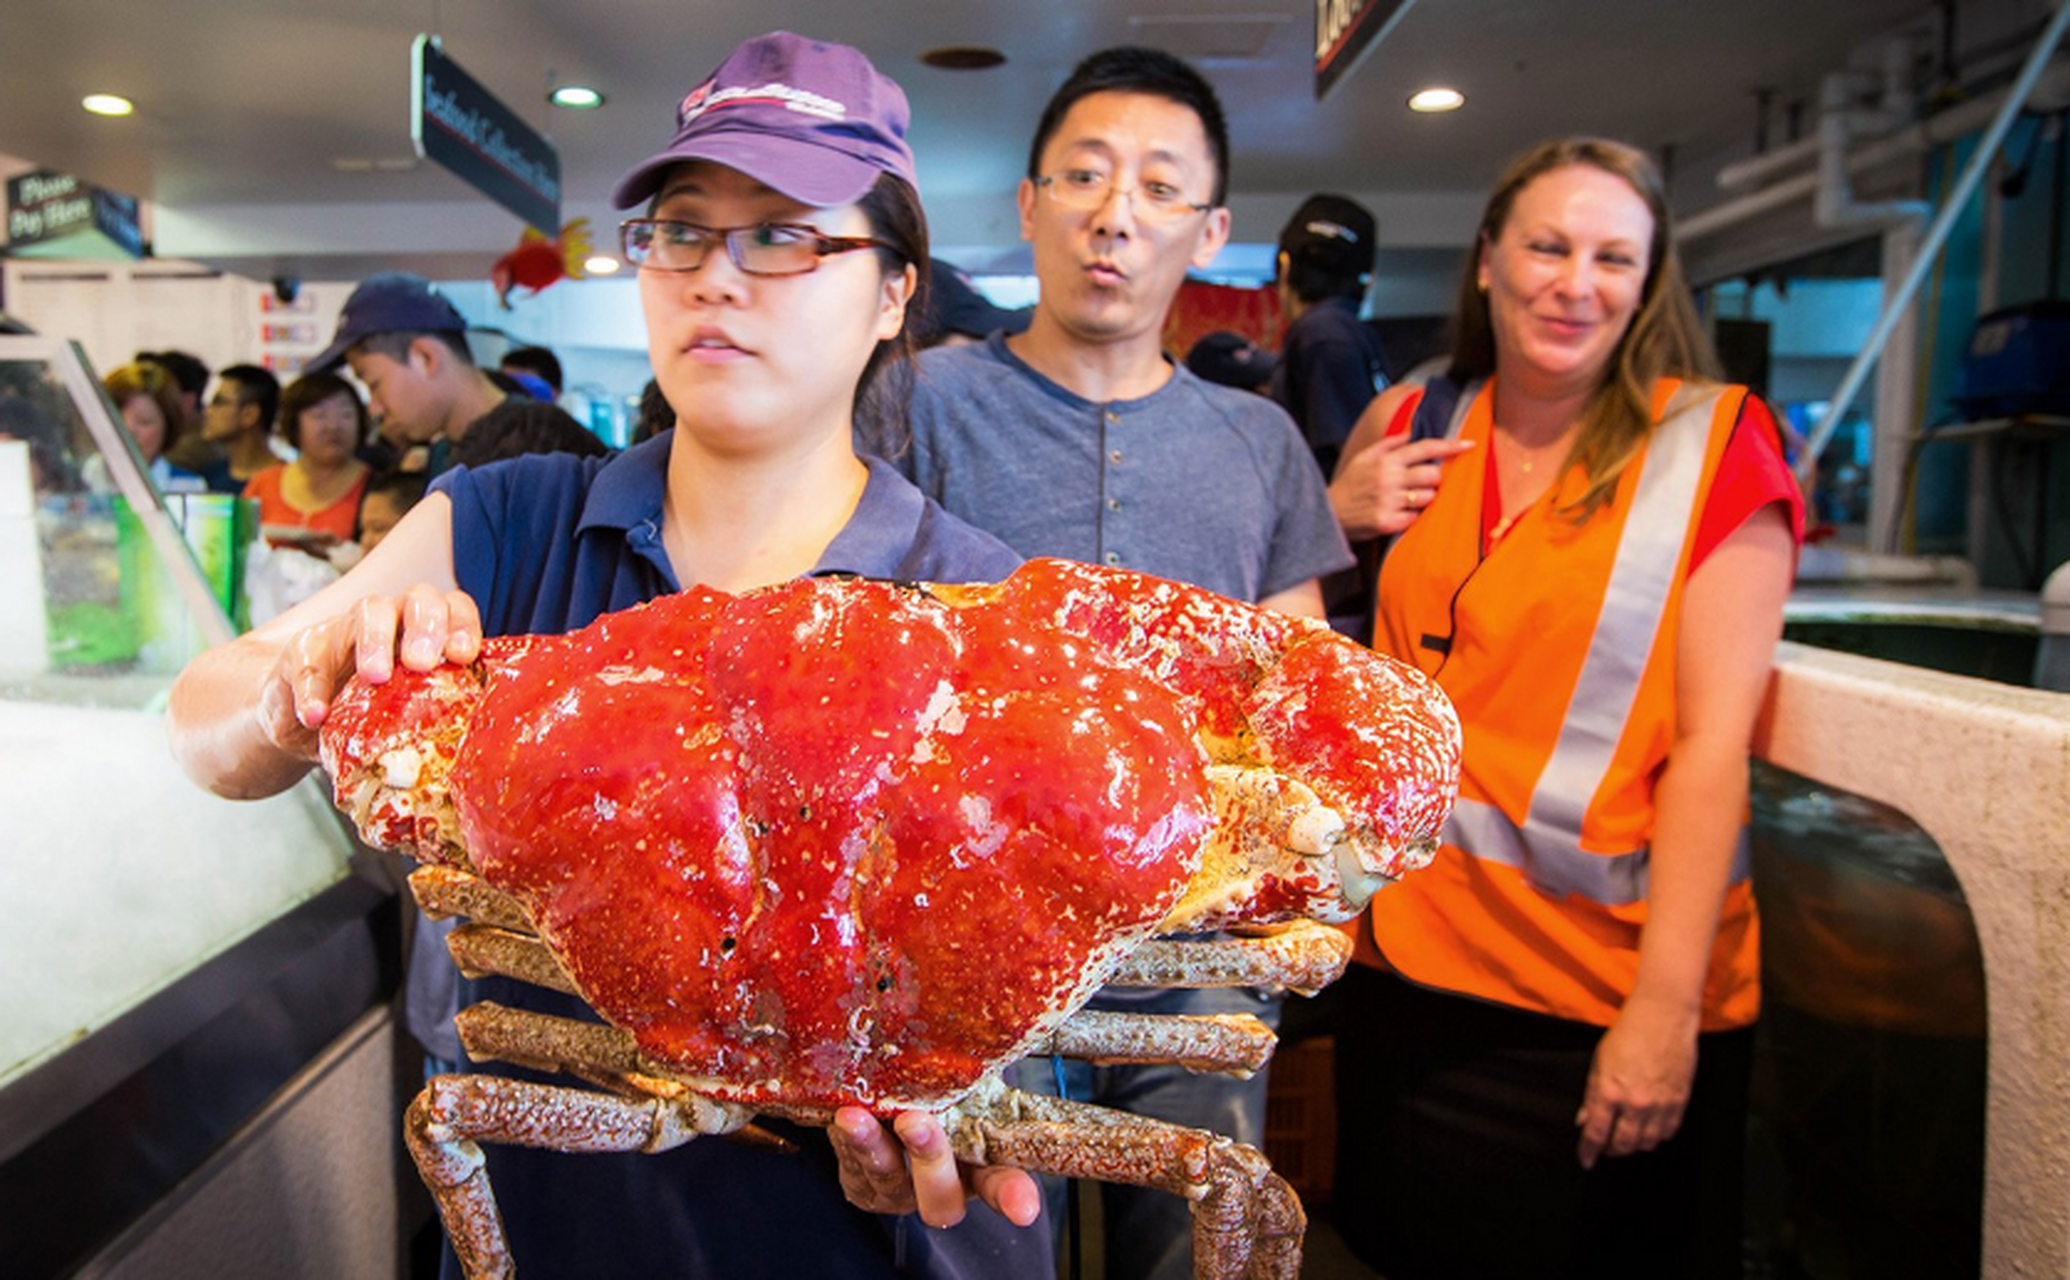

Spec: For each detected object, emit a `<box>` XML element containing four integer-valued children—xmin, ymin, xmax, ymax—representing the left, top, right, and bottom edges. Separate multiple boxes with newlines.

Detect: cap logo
<box><xmin>1305</xmin><ymin>218</ymin><xmax>1358</xmax><ymax>244</ymax></box>
<box><xmin>679</xmin><ymin>80</ymin><xmax>848</xmax><ymax>128</ymax></box>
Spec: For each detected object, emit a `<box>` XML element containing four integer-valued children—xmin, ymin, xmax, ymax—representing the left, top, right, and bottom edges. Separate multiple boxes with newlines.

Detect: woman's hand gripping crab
<box><xmin>320</xmin><ymin>558</ymin><xmax>1460</xmax><ymax>1280</ymax></box>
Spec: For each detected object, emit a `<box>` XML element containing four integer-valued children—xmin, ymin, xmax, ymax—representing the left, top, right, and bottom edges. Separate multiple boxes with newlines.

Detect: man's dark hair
<box><xmin>352</xmin><ymin>330</ymin><xmax>476</xmax><ymax>367</ymax></box>
<box><xmin>450</xmin><ymin>400</ymin><xmax>610</xmax><ymax>469</ymax></box>
<box><xmin>137</xmin><ymin>349</ymin><xmax>210</xmax><ymax>398</ymax></box>
<box><xmin>1026</xmin><ymin>46</ymin><xmax>1231</xmax><ymax>206</ymax></box>
<box><xmin>216</xmin><ymin>363</ymin><xmax>282</xmax><ymax>434</ymax></box>
<box><xmin>500</xmin><ymin>345</ymin><xmax>564</xmax><ymax>394</ymax></box>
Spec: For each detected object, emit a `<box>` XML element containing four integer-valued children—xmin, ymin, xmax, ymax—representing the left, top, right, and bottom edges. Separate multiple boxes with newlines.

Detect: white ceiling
<box><xmin>0</xmin><ymin>0</ymin><xmax>2050</xmax><ymax>285</ymax></box>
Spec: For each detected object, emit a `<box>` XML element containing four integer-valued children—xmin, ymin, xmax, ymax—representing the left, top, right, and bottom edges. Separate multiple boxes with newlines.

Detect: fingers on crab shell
<box><xmin>319</xmin><ymin>659</ymin><xmax>492</xmax><ymax>869</ymax></box>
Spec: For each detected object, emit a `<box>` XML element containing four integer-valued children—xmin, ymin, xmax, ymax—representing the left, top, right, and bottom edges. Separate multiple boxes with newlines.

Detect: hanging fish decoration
<box><xmin>490</xmin><ymin>217</ymin><xmax>591</xmax><ymax>309</ymax></box>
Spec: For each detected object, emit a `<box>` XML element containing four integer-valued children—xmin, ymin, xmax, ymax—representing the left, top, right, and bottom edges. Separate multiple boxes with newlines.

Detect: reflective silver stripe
<box><xmin>1454</xmin><ymin>387</ymin><xmax>1749</xmax><ymax>905</ymax></box>
<box><xmin>1445</xmin><ymin>796</ymin><xmax>1750</xmax><ymax>906</ymax></box>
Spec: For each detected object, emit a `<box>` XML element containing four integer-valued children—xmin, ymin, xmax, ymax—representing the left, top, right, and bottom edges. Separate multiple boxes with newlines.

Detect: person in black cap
<box><xmin>914</xmin><ymin>258</ymin><xmax>1031</xmax><ymax>348</ymax></box>
<box><xmin>308</xmin><ymin>272</ymin><xmax>509</xmax><ymax>475</ymax></box>
<box><xmin>1183</xmin><ymin>329</ymin><xmax>1277</xmax><ymax>392</ymax></box>
<box><xmin>1271</xmin><ymin>193</ymin><xmax>1386</xmax><ymax>476</ymax></box>
<box><xmin>169</xmin><ymin>30</ymin><xmax>1045</xmax><ymax>1280</ymax></box>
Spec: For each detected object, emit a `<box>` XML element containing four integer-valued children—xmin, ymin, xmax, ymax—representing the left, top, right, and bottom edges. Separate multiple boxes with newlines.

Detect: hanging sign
<box><xmin>5</xmin><ymin>171</ymin><xmax>144</xmax><ymax>261</ymax></box>
<box><xmin>1315</xmin><ymin>0</ymin><xmax>1417</xmax><ymax>100</ymax></box>
<box><xmin>411</xmin><ymin>35</ymin><xmax>561</xmax><ymax>235</ymax></box>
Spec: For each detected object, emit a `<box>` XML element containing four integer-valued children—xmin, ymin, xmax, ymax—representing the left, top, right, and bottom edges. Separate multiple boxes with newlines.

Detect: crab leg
<box><xmin>408</xmin><ymin>1072</ymin><xmax>756</xmax><ymax>1280</ymax></box>
<box><xmin>1038</xmin><ymin>1009</ymin><xmax>1276</xmax><ymax>1076</ymax></box>
<box><xmin>941</xmin><ymin>1075</ymin><xmax>1304</xmax><ymax>1280</ymax></box>
<box><xmin>410</xmin><ymin>864</ymin><xmax>530</xmax><ymax>931</ymax></box>
<box><xmin>1109</xmin><ymin>921</ymin><xmax>1351</xmax><ymax>993</ymax></box>
<box><xmin>447</xmin><ymin>923</ymin><xmax>577</xmax><ymax>994</ymax></box>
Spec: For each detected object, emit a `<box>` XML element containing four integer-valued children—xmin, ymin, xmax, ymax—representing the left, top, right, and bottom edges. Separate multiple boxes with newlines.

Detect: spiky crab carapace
<box><xmin>319</xmin><ymin>557</ymin><xmax>1460</xmax><ymax>1280</ymax></box>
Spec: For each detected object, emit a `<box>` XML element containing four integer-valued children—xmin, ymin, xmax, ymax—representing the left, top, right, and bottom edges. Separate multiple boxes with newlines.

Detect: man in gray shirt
<box><xmin>886</xmin><ymin>44</ymin><xmax>1352</xmax><ymax>1280</ymax></box>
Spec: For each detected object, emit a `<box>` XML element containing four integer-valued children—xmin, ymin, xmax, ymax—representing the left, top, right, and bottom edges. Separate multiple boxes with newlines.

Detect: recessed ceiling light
<box><xmin>583</xmin><ymin>256</ymin><xmax>621</xmax><ymax>275</ymax></box>
<box><xmin>82</xmin><ymin>93</ymin><xmax>135</xmax><ymax>117</ymax></box>
<box><xmin>1408</xmin><ymin>87</ymin><xmax>1465</xmax><ymax>114</ymax></box>
<box><xmin>919</xmin><ymin>46</ymin><xmax>1006</xmax><ymax>71</ymax></box>
<box><xmin>549</xmin><ymin>85</ymin><xmax>605</xmax><ymax>109</ymax></box>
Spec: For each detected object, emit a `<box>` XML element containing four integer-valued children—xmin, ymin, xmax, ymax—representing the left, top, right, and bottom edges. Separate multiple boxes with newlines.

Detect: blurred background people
<box><xmin>449</xmin><ymin>398</ymin><xmax>612</xmax><ymax>469</ymax></box>
<box><xmin>85</xmin><ymin>360</ymin><xmax>206</xmax><ymax>494</ymax></box>
<box><xmin>1273</xmin><ymin>194</ymin><xmax>1390</xmax><ymax>641</ymax></box>
<box><xmin>911</xmin><ymin>258</ymin><xmax>1031</xmax><ymax>349</ymax></box>
<box><xmin>243</xmin><ymin>370</ymin><xmax>371</xmax><ymax>549</ymax></box>
<box><xmin>352</xmin><ymin>468</ymin><xmax>427</xmax><ymax>555</ymax></box>
<box><xmin>311</xmin><ymin>272</ymin><xmax>506</xmax><ymax>479</ymax></box>
<box><xmin>499</xmin><ymin>344</ymin><xmax>564</xmax><ymax>402</ymax></box>
<box><xmin>1182</xmin><ymin>329</ymin><xmax>1277</xmax><ymax>392</ymax></box>
<box><xmin>1270</xmin><ymin>193</ymin><xmax>1385</xmax><ymax>476</ymax></box>
<box><xmin>197</xmin><ymin>364</ymin><xmax>286</xmax><ymax>494</ymax></box>
<box><xmin>140</xmin><ymin>349</ymin><xmax>216</xmax><ymax>475</ymax></box>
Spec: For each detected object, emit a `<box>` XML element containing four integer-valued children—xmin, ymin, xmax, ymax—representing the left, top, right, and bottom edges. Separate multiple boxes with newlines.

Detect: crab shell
<box><xmin>321</xmin><ymin>559</ymin><xmax>1458</xmax><ymax>1112</ymax></box>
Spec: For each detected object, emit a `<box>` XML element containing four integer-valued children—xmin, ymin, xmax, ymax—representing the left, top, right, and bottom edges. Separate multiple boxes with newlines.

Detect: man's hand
<box><xmin>830</xmin><ymin>1107</ymin><xmax>1042</xmax><ymax>1228</ymax></box>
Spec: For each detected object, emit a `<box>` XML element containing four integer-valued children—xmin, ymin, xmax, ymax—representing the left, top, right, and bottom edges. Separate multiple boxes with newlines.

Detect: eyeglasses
<box><xmin>619</xmin><ymin>220</ymin><xmax>897</xmax><ymax>276</ymax></box>
<box><xmin>1034</xmin><ymin>171</ymin><xmax>1213</xmax><ymax>222</ymax></box>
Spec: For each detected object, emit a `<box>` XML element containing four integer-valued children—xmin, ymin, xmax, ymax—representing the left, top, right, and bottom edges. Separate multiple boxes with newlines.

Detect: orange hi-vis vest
<box><xmin>1365</xmin><ymin>377</ymin><xmax>1760</xmax><ymax>1031</ymax></box>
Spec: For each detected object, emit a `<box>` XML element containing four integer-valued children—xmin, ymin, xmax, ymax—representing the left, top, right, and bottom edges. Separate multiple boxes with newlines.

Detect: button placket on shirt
<box><xmin>1101</xmin><ymin>406</ymin><xmax>1122</xmax><ymax>565</ymax></box>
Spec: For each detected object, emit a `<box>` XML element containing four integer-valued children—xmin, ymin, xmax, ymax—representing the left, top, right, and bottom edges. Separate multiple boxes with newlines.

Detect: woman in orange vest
<box><xmin>1325</xmin><ymin>137</ymin><xmax>1803</xmax><ymax>1278</ymax></box>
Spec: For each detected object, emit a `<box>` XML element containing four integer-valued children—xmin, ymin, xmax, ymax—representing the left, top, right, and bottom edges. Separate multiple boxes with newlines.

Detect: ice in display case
<box><xmin>0</xmin><ymin>336</ymin><xmax>398</xmax><ymax>1278</ymax></box>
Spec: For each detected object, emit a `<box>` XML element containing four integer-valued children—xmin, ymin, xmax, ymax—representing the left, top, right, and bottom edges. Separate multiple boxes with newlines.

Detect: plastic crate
<box><xmin>1263</xmin><ymin>1035</ymin><xmax>1337</xmax><ymax>1208</ymax></box>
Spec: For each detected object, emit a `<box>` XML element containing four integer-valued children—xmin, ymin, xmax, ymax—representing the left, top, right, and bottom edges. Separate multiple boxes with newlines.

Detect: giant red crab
<box><xmin>319</xmin><ymin>557</ymin><xmax>1460</xmax><ymax>1279</ymax></box>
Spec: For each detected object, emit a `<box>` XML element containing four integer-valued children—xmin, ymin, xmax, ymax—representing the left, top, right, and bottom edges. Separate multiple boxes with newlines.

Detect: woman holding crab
<box><xmin>170</xmin><ymin>31</ymin><xmax>1047</xmax><ymax>1280</ymax></box>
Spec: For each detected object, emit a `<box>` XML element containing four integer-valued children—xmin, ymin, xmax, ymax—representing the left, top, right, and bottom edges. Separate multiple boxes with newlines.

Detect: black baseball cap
<box><xmin>311</xmin><ymin>273</ymin><xmax>468</xmax><ymax>372</ymax></box>
<box><xmin>1278</xmin><ymin>194</ymin><xmax>1377</xmax><ymax>279</ymax></box>
<box><xmin>915</xmin><ymin>259</ymin><xmax>1031</xmax><ymax>345</ymax></box>
<box><xmin>1185</xmin><ymin>330</ymin><xmax>1278</xmax><ymax>391</ymax></box>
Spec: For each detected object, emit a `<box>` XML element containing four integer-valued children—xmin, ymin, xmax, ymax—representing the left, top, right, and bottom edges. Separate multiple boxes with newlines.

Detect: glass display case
<box><xmin>0</xmin><ymin>335</ymin><xmax>396</xmax><ymax>1277</ymax></box>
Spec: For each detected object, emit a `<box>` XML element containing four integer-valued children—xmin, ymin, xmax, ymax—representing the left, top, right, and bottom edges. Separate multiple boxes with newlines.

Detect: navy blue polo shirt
<box><xmin>426</xmin><ymin>434</ymin><xmax>1043</xmax><ymax>1280</ymax></box>
<box><xmin>434</xmin><ymin>432</ymin><xmax>1023</xmax><ymax>638</ymax></box>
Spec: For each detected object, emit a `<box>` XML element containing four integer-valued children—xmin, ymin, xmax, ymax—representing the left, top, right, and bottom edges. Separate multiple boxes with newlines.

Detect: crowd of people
<box><xmin>148</xmin><ymin>27</ymin><xmax>1804</xmax><ymax>1280</ymax></box>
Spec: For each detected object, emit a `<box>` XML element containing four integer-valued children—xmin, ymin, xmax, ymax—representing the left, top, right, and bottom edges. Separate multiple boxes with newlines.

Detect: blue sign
<box><xmin>1315</xmin><ymin>0</ymin><xmax>1417</xmax><ymax>100</ymax></box>
<box><xmin>412</xmin><ymin>35</ymin><xmax>561</xmax><ymax>235</ymax></box>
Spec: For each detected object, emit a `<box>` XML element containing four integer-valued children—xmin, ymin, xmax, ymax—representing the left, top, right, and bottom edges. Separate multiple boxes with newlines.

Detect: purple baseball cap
<box><xmin>612</xmin><ymin>32</ymin><xmax>918</xmax><ymax>210</ymax></box>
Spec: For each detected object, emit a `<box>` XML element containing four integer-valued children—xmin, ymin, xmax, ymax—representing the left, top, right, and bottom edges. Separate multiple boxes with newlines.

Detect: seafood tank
<box><xmin>1746</xmin><ymin>594</ymin><xmax>2046</xmax><ymax>1279</ymax></box>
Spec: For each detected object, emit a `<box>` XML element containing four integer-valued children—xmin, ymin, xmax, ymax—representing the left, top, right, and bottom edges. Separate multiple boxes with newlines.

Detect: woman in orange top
<box><xmin>1326</xmin><ymin>138</ymin><xmax>1802</xmax><ymax>1279</ymax></box>
<box><xmin>243</xmin><ymin>371</ymin><xmax>371</xmax><ymax>550</ymax></box>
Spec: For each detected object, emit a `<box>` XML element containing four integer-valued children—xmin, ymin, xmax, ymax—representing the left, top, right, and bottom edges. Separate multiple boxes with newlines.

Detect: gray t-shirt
<box><xmin>892</xmin><ymin>333</ymin><xmax>1352</xmax><ymax>603</ymax></box>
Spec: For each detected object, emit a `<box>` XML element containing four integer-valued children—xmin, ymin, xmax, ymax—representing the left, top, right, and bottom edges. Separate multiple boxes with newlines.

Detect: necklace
<box><xmin>1499</xmin><ymin>428</ymin><xmax>1568</xmax><ymax>475</ymax></box>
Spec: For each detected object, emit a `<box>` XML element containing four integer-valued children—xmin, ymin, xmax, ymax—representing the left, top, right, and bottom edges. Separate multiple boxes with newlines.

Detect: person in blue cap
<box><xmin>168</xmin><ymin>31</ymin><xmax>1047</xmax><ymax>1280</ymax></box>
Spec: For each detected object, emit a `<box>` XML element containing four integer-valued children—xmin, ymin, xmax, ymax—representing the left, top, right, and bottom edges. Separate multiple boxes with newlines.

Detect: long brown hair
<box><xmin>1447</xmin><ymin>137</ymin><xmax>1721</xmax><ymax>520</ymax></box>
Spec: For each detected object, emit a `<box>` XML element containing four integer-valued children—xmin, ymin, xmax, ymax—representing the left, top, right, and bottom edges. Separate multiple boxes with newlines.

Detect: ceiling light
<box><xmin>82</xmin><ymin>93</ymin><xmax>135</xmax><ymax>117</ymax></box>
<box><xmin>1408</xmin><ymin>87</ymin><xmax>1465</xmax><ymax>114</ymax></box>
<box><xmin>583</xmin><ymin>256</ymin><xmax>621</xmax><ymax>275</ymax></box>
<box><xmin>549</xmin><ymin>85</ymin><xmax>605</xmax><ymax>109</ymax></box>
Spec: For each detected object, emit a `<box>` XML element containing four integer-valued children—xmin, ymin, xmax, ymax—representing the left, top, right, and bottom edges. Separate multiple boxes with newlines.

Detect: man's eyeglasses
<box><xmin>619</xmin><ymin>220</ymin><xmax>897</xmax><ymax>276</ymax></box>
<box><xmin>1033</xmin><ymin>171</ymin><xmax>1213</xmax><ymax>223</ymax></box>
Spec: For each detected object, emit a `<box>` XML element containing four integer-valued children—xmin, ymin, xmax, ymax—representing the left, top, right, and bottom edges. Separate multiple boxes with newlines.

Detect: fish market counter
<box><xmin>0</xmin><ymin>336</ymin><xmax>411</xmax><ymax>1280</ymax></box>
<box><xmin>0</xmin><ymin>678</ymin><xmax>408</xmax><ymax>1280</ymax></box>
